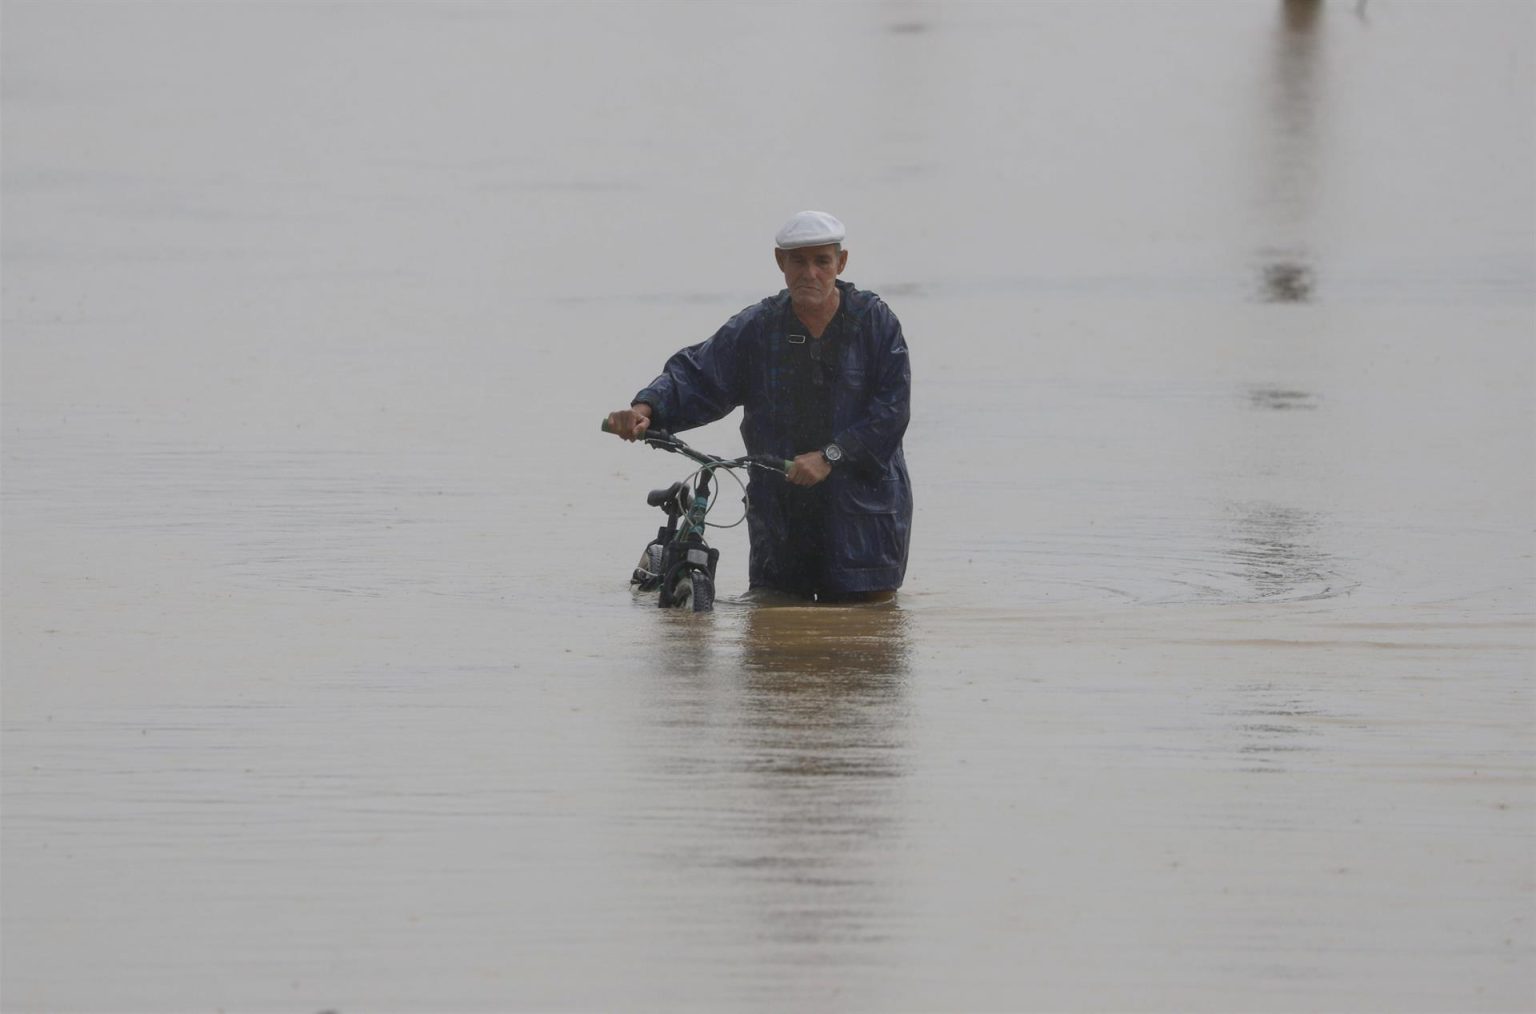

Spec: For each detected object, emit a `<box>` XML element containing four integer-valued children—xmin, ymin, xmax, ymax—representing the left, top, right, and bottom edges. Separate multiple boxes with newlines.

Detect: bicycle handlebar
<box><xmin>601</xmin><ymin>417</ymin><xmax>791</xmax><ymax>474</ymax></box>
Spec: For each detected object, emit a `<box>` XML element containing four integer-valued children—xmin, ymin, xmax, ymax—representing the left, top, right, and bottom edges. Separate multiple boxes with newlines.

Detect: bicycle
<box><xmin>602</xmin><ymin>421</ymin><xmax>790</xmax><ymax>612</ymax></box>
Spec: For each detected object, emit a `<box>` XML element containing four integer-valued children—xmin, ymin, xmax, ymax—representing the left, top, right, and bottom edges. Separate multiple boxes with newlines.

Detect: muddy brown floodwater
<box><xmin>4</xmin><ymin>1</ymin><xmax>1533</xmax><ymax>1011</ymax></box>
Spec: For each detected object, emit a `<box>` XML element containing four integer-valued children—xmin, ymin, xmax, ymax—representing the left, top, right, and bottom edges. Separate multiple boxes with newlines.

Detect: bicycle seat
<box><xmin>647</xmin><ymin>481</ymin><xmax>686</xmax><ymax>509</ymax></box>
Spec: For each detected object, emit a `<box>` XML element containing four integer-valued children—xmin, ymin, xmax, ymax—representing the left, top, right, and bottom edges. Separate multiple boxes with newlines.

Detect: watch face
<box><xmin>824</xmin><ymin>443</ymin><xmax>844</xmax><ymax>463</ymax></box>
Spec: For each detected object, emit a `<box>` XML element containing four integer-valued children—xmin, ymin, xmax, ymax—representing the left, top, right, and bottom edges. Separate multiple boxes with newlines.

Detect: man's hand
<box><xmin>605</xmin><ymin>403</ymin><xmax>653</xmax><ymax>441</ymax></box>
<box><xmin>786</xmin><ymin>450</ymin><xmax>831</xmax><ymax>487</ymax></box>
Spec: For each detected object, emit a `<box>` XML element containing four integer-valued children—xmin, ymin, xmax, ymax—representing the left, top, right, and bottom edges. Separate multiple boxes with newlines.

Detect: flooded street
<box><xmin>4</xmin><ymin>1</ymin><xmax>1532</xmax><ymax>1010</ymax></box>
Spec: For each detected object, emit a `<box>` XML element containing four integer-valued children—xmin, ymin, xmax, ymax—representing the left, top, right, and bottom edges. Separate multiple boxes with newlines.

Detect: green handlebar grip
<box><xmin>600</xmin><ymin>417</ymin><xmax>613</xmax><ymax>433</ymax></box>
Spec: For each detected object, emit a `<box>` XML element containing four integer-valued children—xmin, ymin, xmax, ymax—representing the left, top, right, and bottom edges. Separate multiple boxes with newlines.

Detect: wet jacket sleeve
<box><xmin>836</xmin><ymin>302</ymin><xmax>911</xmax><ymax>473</ymax></box>
<box><xmin>632</xmin><ymin>317</ymin><xmax>748</xmax><ymax>433</ymax></box>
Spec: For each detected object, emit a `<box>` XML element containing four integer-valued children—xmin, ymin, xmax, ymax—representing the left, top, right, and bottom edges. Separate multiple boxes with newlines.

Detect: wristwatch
<box><xmin>821</xmin><ymin>443</ymin><xmax>845</xmax><ymax>466</ymax></box>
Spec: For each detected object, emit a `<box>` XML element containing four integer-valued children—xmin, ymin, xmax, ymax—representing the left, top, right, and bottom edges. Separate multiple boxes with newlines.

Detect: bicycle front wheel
<box><xmin>689</xmin><ymin>570</ymin><xmax>714</xmax><ymax>613</ymax></box>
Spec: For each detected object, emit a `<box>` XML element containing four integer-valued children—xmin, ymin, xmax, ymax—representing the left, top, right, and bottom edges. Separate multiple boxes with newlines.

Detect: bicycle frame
<box><xmin>645</xmin><ymin>460</ymin><xmax>723</xmax><ymax>608</ymax></box>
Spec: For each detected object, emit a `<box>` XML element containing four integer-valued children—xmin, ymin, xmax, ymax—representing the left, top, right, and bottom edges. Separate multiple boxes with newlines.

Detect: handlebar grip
<box><xmin>600</xmin><ymin>417</ymin><xmax>614</xmax><ymax>433</ymax></box>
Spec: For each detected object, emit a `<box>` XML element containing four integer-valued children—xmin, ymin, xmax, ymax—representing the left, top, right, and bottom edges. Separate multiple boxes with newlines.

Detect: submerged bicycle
<box><xmin>602</xmin><ymin>420</ymin><xmax>790</xmax><ymax>612</ymax></box>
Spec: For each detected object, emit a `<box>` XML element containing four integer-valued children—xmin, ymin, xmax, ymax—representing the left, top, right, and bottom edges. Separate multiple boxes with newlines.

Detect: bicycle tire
<box><xmin>689</xmin><ymin>570</ymin><xmax>714</xmax><ymax>613</ymax></box>
<box><xmin>632</xmin><ymin>543</ymin><xmax>665</xmax><ymax>592</ymax></box>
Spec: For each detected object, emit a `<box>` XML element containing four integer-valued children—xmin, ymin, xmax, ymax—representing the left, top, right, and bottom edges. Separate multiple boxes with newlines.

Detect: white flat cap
<box><xmin>774</xmin><ymin>210</ymin><xmax>846</xmax><ymax>249</ymax></box>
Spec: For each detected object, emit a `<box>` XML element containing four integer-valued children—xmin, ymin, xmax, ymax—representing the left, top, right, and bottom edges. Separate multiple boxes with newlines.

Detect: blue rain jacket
<box><xmin>634</xmin><ymin>280</ymin><xmax>912</xmax><ymax>594</ymax></box>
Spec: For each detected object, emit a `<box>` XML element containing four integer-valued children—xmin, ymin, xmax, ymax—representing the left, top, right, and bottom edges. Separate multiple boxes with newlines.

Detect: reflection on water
<box><xmin>1248</xmin><ymin>385</ymin><xmax>1319</xmax><ymax>411</ymax></box>
<box><xmin>725</xmin><ymin>606</ymin><xmax>910</xmax><ymax>949</ymax></box>
<box><xmin>1258</xmin><ymin>256</ymin><xmax>1316</xmax><ymax>303</ymax></box>
<box><xmin>736</xmin><ymin>605</ymin><xmax>910</xmax><ymax>779</ymax></box>
<box><xmin>636</xmin><ymin>606</ymin><xmax>911</xmax><ymax>959</ymax></box>
<box><xmin>1253</xmin><ymin>0</ymin><xmax>1327</xmax><ymax>302</ymax></box>
<box><xmin>1280</xmin><ymin>0</ymin><xmax>1323</xmax><ymax>45</ymax></box>
<box><xmin>739</xmin><ymin>603</ymin><xmax>910</xmax><ymax>678</ymax></box>
<box><xmin>1224</xmin><ymin>500</ymin><xmax>1344</xmax><ymax>602</ymax></box>
<box><xmin>1231</xmin><ymin>681</ymin><xmax>1326</xmax><ymax>774</ymax></box>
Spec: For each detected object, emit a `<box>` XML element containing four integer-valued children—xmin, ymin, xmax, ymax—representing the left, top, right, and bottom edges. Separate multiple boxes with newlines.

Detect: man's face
<box><xmin>776</xmin><ymin>243</ymin><xmax>848</xmax><ymax>313</ymax></box>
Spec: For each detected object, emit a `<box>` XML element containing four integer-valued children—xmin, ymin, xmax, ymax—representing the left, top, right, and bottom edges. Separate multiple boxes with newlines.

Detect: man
<box><xmin>605</xmin><ymin>210</ymin><xmax>912</xmax><ymax>603</ymax></box>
